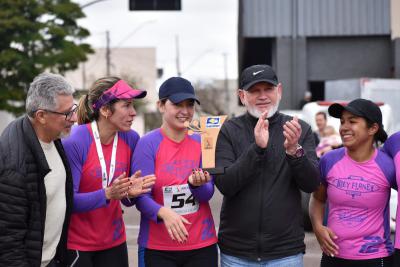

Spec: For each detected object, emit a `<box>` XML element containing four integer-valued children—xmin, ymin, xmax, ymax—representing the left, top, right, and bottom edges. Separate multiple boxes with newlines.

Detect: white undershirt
<box><xmin>39</xmin><ymin>140</ymin><xmax>66</xmax><ymax>267</ymax></box>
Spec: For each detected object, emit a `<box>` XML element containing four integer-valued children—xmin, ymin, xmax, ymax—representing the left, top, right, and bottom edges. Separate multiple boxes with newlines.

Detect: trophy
<box><xmin>185</xmin><ymin>115</ymin><xmax>227</xmax><ymax>175</ymax></box>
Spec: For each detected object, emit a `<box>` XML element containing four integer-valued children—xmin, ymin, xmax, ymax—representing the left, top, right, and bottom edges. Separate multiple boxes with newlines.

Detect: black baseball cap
<box><xmin>240</xmin><ymin>64</ymin><xmax>279</xmax><ymax>90</ymax></box>
<box><xmin>158</xmin><ymin>77</ymin><xmax>200</xmax><ymax>104</ymax></box>
<box><xmin>328</xmin><ymin>98</ymin><xmax>388</xmax><ymax>142</ymax></box>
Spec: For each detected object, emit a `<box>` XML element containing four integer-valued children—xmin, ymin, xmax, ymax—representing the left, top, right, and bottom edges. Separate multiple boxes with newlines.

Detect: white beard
<box><xmin>58</xmin><ymin>129</ymin><xmax>72</xmax><ymax>139</ymax></box>
<box><xmin>245</xmin><ymin>99</ymin><xmax>280</xmax><ymax>119</ymax></box>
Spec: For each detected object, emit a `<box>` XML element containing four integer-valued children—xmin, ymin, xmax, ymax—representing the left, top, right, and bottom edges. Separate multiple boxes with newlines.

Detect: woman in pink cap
<box><xmin>62</xmin><ymin>77</ymin><xmax>156</xmax><ymax>267</ymax></box>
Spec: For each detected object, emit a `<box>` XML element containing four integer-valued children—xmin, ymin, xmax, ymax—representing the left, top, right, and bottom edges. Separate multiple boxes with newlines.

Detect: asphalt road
<box><xmin>123</xmin><ymin>189</ymin><xmax>323</xmax><ymax>267</ymax></box>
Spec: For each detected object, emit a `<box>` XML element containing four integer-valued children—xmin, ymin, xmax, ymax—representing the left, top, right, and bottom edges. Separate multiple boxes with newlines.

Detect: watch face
<box><xmin>295</xmin><ymin>147</ymin><xmax>305</xmax><ymax>158</ymax></box>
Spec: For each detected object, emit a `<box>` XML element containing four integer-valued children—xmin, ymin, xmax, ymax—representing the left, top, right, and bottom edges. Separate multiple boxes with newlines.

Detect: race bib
<box><xmin>162</xmin><ymin>184</ymin><xmax>199</xmax><ymax>215</ymax></box>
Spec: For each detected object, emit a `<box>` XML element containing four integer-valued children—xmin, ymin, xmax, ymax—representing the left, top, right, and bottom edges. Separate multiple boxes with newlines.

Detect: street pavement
<box><xmin>123</xmin><ymin>189</ymin><xmax>322</xmax><ymax>267</ymax></box>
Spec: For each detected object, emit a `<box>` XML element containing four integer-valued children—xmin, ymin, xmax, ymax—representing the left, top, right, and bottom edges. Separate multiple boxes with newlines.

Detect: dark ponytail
<box><xmin>77</xmin><ymin>77</ymin><xmax>121</xmax><ymax>125</ymax></box>
<box><xmin>77</xmin><ymin>94</ymin><xmax>94</xmax><ymax>125</ymax></box>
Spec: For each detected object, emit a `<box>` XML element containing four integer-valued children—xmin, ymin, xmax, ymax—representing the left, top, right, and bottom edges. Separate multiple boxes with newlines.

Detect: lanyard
<box><xmin>91</xmin><ymin>121</ymin><xmax>118</xmax><ymax>189</ymax></box>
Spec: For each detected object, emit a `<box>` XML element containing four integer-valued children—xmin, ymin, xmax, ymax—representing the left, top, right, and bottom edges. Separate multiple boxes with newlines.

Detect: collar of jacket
<box><xmin>245</xmin><ymin>111</ymin><xmax>280</xmax><ymax>127</ymax></box>
<box><xmin>22</xmin><ymin>116</ymin><xmax>51</xmax><ymax>177</ymax></box>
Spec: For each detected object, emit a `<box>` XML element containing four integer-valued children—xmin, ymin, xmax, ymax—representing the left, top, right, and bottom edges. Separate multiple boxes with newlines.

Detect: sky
<box><xmin>72</xmin><ymin>0</ymin><xmax>238</xmax><ymax>83</ymax></box>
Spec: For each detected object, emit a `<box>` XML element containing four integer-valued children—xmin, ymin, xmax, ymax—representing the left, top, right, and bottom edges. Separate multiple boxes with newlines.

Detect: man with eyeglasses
<box><xmin>41</xmin><ymin>103</ymin><xmax>78</xmax><ymax>122</ymax></box>
<box><xmin>0</xmin><ymin>72</ymin><xmax>77</xmax><ymax>267</ymax></box>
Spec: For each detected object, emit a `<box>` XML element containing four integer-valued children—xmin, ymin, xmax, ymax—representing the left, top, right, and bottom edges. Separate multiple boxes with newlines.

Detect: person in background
<box><xmin>310</xmin><ymin>98</ymin><xmax>395</xmax><ymax>267</ymax></box>
<box><xmin>382</xmin><ymin>132</ymin><xmax>400</xmax><ymax>266</ymax></box>
<box><xmin>132</xmin><ymin>77</ymin><xmax>218</xmax><ymax>267</ymax></box>
<box><xmin>315</xmin><ymin>125</ymin><xmax>342</xmax><ymax>158</ymax></box>
<box><xmin>0</xmin><ymin>73</ymin><xmax>76</xmax><ymax>267</ymax></box>
<box><xmin>62</xmin><ymin>77</ymin><xmax>156</xmax><ymax>267</ymax></box>
<box><xmin>314</xmin><ymin>111</ymin><xmax>328</xmax><ymax>146</ymax></box>
<box><xmin>299</xmin><ymin>90</ymin><xmax>312</xmax><ymax>109</ymax></box>
<box><xmin>215</xmin><ymin>64</ymin><xmax>319</xmax><ymax>266</ymax></box>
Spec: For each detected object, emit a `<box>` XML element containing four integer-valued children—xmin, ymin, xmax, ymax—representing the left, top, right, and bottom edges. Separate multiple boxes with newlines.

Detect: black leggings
<box><xmin>144</xmin><ymin>244</ymin><xmax>218</xmax><ymax>267</ymax></box>
<box><xmin>394</xmin><ymin>249</ymin><xmax>400</xmax><ymax>267</ymax></box>
<box><xmin>66</xmin><ymin>242</ymin><xmax>128</xmax><ymax>267</ymax></box>
<box><xmin>320</xmin><ymin>253</ymin><xmax>393</xmax><ymax>267</ymax></box>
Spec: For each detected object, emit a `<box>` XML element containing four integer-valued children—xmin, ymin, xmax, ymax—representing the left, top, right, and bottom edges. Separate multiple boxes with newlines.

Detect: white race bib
<box><xmin>162</xmin><ymin>184</ymin><xmax>199</xmax><ymax>215</ymax></box>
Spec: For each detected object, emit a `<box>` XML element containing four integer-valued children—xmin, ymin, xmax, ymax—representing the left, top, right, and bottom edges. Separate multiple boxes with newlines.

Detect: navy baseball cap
<box><xmin>240</xmin><ymin>64</ymin><xmax>279</xmax><ymax>90</ymax></box>
<box><xmin>158</xmin><ymin>77</ymin><xmax>200</xmax><ymax>104</ymax></box>
<box><xmin>328</xmin><ymin>98</ymin><xmax>388</xmax><ymax>142</ymax></box>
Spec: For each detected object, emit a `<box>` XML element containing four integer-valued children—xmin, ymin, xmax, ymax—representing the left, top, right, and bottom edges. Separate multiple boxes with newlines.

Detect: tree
<box><xmin>0</xmin><ymin>0</ymin><xmax>93</xmax><ymax>115</ymax></box>
<box><xmin>194</xmin><ymin>81</ymin><xmax>227</xmax><ymax>116</ymax></box>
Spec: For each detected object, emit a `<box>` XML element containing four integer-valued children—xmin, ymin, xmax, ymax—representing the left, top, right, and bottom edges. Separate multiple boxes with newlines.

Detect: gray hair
<box><xmin>26</xmin><ymin>73</ymin><xmax>75</xmax><ymax>117</ymax></box>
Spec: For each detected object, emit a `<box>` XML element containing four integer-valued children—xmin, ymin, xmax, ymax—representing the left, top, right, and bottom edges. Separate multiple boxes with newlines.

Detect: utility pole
<box><xmin>82</xmin><ymin>62</ymin><xmax>86</xmax><ymax>90</ymax></box>
<box><xmin>223</xmin><ymin>53</ymin><xmax>230</xmax><ymax>114</ymax></box>
<box><xmin>175</xmin><ymin>35</ymin><xmax>181</xmax><ymax>77</ymax></box>
<box><xmin>106</xmin><ymin>30</ymin><xmax>111</xmax><ymax>76</ymax></box>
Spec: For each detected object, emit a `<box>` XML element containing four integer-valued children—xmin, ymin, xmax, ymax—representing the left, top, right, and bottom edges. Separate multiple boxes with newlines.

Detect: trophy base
<box><xmin>204</xmin><ymin>167</ymin><xmax>225</xmax><ymax>175</ymax></box>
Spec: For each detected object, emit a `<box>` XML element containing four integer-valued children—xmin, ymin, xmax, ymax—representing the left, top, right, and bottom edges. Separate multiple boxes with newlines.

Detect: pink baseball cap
<box><xmin>92</xmin><ymin>80</ymin><xmax>147</xmax><ymax>110</ymax></box>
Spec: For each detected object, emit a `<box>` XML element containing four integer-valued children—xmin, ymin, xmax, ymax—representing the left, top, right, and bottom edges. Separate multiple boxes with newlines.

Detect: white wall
<box><xmin>131</xmin><ymin>114</ymin><xmax>145</xmax><ymax>137</ymax></box>
<box><xmin>392</xmin><ymin>0</ymin><xmax>400</xmax><ymax>39</ymax></box>
<box><xmin>0</xmin><ymin>111</ymin><xmax>15</xmax><ymax>135</ymax></box>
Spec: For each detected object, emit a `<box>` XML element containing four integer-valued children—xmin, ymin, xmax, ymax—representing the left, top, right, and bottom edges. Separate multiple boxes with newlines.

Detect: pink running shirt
<box><xmin>131</xmin><ymin>128</ymin><xmax>217</xmax><ymax>251</ymax></box>
<box><xmin>320</xmin><ymin>147</ymin><xmax>395</xmax><ymax>259</ymax></box>
<box><xmin>63</xmin><ymin>124</ymin><xmax>139</xmax><ymax>251</ymax></box>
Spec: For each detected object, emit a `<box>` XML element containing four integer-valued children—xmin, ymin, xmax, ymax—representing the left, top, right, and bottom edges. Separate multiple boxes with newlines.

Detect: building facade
<box><xmin>239</xmin><ymin>0</ymin><xmax>400</xmax><ymax>109</ymax></box>
<box><xmin>65</xmin><ymin>47</ymin><xmax>157</xmax><ymax>135</ymax></box>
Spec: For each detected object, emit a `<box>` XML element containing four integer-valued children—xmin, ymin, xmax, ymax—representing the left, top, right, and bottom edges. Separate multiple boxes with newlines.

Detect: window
<box><xmin>129</xmin><ymin>0</ymin><xmax>181</xmax><ymax>11</ymax></box>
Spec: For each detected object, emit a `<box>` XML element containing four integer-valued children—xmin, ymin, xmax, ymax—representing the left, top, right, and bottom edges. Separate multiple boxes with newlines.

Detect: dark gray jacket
<box><xmin>215</xmin><ymin>112</ymin><xmax>319</xmax><ymax>261</ymax></box>
<box><xmin>0</xmin><ymin>116</ymin><xmax>73</xmax><ymax>267</ymax></box>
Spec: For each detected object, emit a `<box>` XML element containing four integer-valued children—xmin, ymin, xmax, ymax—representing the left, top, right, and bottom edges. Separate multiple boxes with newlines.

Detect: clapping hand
<box><xmin>254</xmin><ymin>110</ymin><xmax>269</xmax><ymax>148</ymax></box>
<box><xmin>105</xmin><ymin>172</ymin><xmax>131</xmax><ymax>200</ymax></box>
<box><xmin>283</xmin><ymin>116</ymin><xmax>302</xmax><ymax>154</ymax></box>
<box><xmin>127</xmin><ymin>170</ymin><xmax>156</xmax><ymax>198</ymax></box>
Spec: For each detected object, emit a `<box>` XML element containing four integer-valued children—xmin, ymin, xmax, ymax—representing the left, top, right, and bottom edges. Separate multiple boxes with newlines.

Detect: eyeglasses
<box><xmin>41</xmin><ymin>104</ymin><xmax>78</xmax><ymax>121</ymax></box>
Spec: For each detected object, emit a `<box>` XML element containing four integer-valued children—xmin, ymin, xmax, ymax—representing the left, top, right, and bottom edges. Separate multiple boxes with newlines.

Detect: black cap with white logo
<box><xmin>328</xmin><ymin>98</ymin><xmax>388</xmax><ymax>143</ymax></box>
<box><xmin>240</xmin><ymin>64</ymin><xmax>279</xmax><ymax>90</ymax></box>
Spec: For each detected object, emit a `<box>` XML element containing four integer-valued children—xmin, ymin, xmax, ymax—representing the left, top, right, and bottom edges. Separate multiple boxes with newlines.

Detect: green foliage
<box><xmin>0</xmin><ymin>0</ymin><xmax>93</xmax><ymax>115</ymax></box>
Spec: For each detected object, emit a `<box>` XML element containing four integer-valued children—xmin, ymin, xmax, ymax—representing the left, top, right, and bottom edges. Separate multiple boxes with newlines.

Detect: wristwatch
<box><xmin>286</xmin><ymin>144</ymin><xmax>305</xmax><ymax>158</ymax></box>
